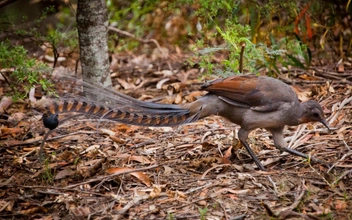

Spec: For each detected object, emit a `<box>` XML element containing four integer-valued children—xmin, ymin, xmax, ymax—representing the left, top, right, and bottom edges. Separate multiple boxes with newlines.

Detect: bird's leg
<box><xmin>280</xmin><ymin>147</ymin><xmax>330</xmax><ymax>168</ymax></box>
<box><xmin>238</xmin><ymin>129</ymin><xmax>266</xmax><ymax>170</ymax></box>
<box><xmin>270</xmin><ymin>128</ymin><xmax>330</xmax><ymax>168</ymax></box>
<box><xmin>279</xmin><ymin>147</ymin><xmax>308</xmax><ymax>158</ymax></box>
<box><xmin>39</xmin><ymin>130</ymin><xmax>54</xmax><ymax>162</ymax></box>
<box><xmin>239</xmin><ymin>140</ymin><xmax>266</xmax><ymax>170</ymax></box>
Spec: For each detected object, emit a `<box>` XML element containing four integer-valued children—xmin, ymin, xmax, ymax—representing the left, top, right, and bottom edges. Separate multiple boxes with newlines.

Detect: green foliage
<box><xmin>187</xmin><ymin>0</ymin><xmax>320</xmax><ymax>76</ymax></box>
<box><xmin>198</xmin><ymin>207</ymin><xmax>208</xmax><ymax>220</ymax></box>
<box><xmin>267</xmin><ymin>34</ymin><xmax>313</xmax><ymax>72</ymax></box>
<box><xmin>343</xmin><ymin>191</ymin><xmax>349</xmax><ymax>201</ymax></box>
<box><xmin>41</xmin><ymin>158</ymin><xmax>54</xmax><ymax>184</ymax></box>
<box><xmin>187</xmin><ymin>0</ymin><xmax>235</xmax><ymax>19</ymax></box>
<box><xmin>166</xmin><ymin>212</ymin><xmax>175</xmax><ymax>220</ymax></box>
<box><xmin>286</xmin><ymin>34</ymin><xmax>312</xmax><ymax>68</ymax></box>
<box><xmin>320</xmin><ymin>211</ymin><xmax>334</xmax><ymax>219</ymax></box>
<box><xmin>0</xmin><ymin>41</ymin><xmax>53</xmax><ymax>100</ymax></box>
<box><xmin>46</xmin><ymin>7</ymin><xmax>79</xmax><ymax>57</ymax></box>
<box><xmin>13</xmin><ymin>6</ymin><xmax>56</xmax><ymax>39</ymax></box>
<box><xmin>1</xmin><ymin>5</ymin><xmax>78</xmax><ymax>65</ymax></box>
<box><xmin>0</xmin><ymin>5</ymin><xmax>77</xmax><ymax>99</ymax></box>
<box><xmin>107</xmin><ymin>0</ymin><xmax>161</xmax><ymax>51</ymax></box>
<box><xmin>73</xmin><ymin>157</ymin><xmax>80</xmax><ymax>166</ymax></box>
<box><xmin>193</xmin><ymin>23</ymin><xmax>288</xmax><ymax>76</ymax></box>
<box><xmin>107</xmin><ymin>0</ymin><xmax>334</xmax><ymax>70</ymax></box>
<box><xmin>44</xmin><ymin>28</ymin><xmax>78</xmax><ymax>67</ymax></box>
<box><xmin>108</xmin><ymin>0</ymin><xmax>157</xmax><ymax>30</ymax></box>
<box><xmin>46</xmin><ymin>29</ymin><xmax>78</xmax><ymax>52</ymax></box>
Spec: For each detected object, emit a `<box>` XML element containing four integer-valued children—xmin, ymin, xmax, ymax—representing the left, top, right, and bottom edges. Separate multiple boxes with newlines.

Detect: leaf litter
<box><xmin>0</xmin><ymin>54</ymin><xmax>351</xmax><ymax>219</ymax></box>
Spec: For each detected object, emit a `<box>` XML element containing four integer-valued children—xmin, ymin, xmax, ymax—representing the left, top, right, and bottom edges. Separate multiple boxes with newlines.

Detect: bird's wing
<box><xmin>201</xmin><ymin>74</ymin><xmax>296</xmax><ymax>112</ymax></box>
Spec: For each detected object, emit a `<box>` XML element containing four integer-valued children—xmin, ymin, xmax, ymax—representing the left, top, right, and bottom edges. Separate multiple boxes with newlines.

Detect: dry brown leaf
<box><xmin>299</xmin><ymin>134</ymin><xmax>313</xmax><ymax>143</ymax></box>
<box><xmin>106</xmin><ymin>167</ymin><xmax>151</xmax><ymax>186</ymax></box>
<box><xmin>156</xmin><ymin>78</ymin><xmax>170</xmax><ymax>89</ymax></box>
<box><xmin>69</xmin><ymin>205</ymin><xmax>91</xmax><ymax>217</ymax></box>
<box><xmin>0</xmin><ymin>96</ymin><xmax>12</xmax><ymax>113</ymax></box>
<box><xmin>174</xmin><ymin>92</ymin><xmax>183</xmax><ymax>104</ymax></box>
<box><xmin>298</xmin><ymin>74</ymin><xmax>319</xmax><ymax>81</ymax></box>
<box><xmin>291</xmin><ymin>85</ymin><xmax>312</xmax><ymax>102</ymax></box>
<box><xmin>99</xmin><ymin>128</ymin><xmax>115</xmax><ymax>136</ymax></box>
<box><xmin>77</xmin><ymin>158</ymin><xmax>104</xmax><ymax>178</ymax></box>
<box><xmin>197</xmin><ymin>188</ymin><xmax>208</xmax><ymax>206</ymax></box>
<box><xmin>18</xmin><ymin>206</ymin><xmax>47</xmax><ymax>215</ymax></box>
<box><xmin>214</xmin><ymin>188</ymin><xmax>249</xmax><ymax>195</ymax></box>
<box><xmin>130</xmin><ymin>54</ymin><xmax>149</xmax><ymax>66</ymax></box>
<box><xmin>0</xmin><ymin>200</ymin><xmax>14</xmax><ymax>212</ymax></box>
<box><xmin>166</xmin><ymin>190</ymin><xmax>187</xmax><ymax>199</ymax></box>
<box><xmin>184</xmin><ymin>91</ymin><xmax>204</xmax><ymax>102</ymax></box>
<box><xmin>18</xmin><ymin>121</ymin><xmax>32</xmax><ymax>128</ymax></box>
<box><xmin>138</xmin><ymin>94</ymin><xmax>155</xmax><ymax>101</ymax></box>
<box><xmin>39</xmin><ymin>215</ymin><xmax>53</xmax><ymax>220</ymax></box>
<box><xmin>176</xmin><ymin>190</ymin><xmax>187</xmax><ymax>199</ymax></box>
<box><xmin>161</xmin><ymin>95</ymin><xmax>175</xmax><ymax>104</ymax></box>
<box><xmin>227</xmin><ymin>194</ymin><xmax>239</xmax><ymax>200</ymax></box>
<box><xmin>163</xmin><ymin>165</ymin><xmax>173</xmax><ymax>175</ymax></box>
<box><xmin>117</xmin><ymin>78</ymin><xmax>134</xmax><ymax>89</ymax></box>
<box><xmin>114</xmin><ymin>124</ymin><xmax>139</xmax><ymax>133</ymax></box>
<box><xmin>129</xmin><ymin>155</ymin><xmax>153</xmax><ymax>164</ymax></box>
<box><xmin>335</xmin><ymin>200</ymin><xmax>347</xmax><ymax>210</ymax></box>
<box><xmin>150</xmin><ymin>185</ymin><xmax>162</xmax><ymax>198</ymax></box>
<box><xmin>109</xmin><ymin>135</ymin><xmax>125</xmax><ymax>144</ymax></box>
<box><xmin>222</xmin><ymin>146</ymin><xmax>233</xmax><ymax>164</ymax></box>
<box><xmin>0</xmin><ymin>127</ymin><xmax>23</xmax><ymax>135</ymax></box>
<box><xmin>114</xmin><ymin>153</ymin><xmax>132</xmax><ymax>159</ymax></box>
<box><xmin>327</xmin><ymin>83</ymin><xmax>335</xmax><ymax>94</ymax></box>
<box><xmin>337</xmin><ymin>63</ymin><xmax>344</xmax><ymax>73</ymax></box>
<box><xmin>170</xmin><ymin>82</ymin><xmax>181</xmax><ymax>93</ymax></box>
<box><xmin>55</xmin><ymin>168</ymin><xmax>75</xmax><ymax>180</ymax></box>
<box><xmin>151</xmin><ymin>47</ymin><xmax>169</xmax><ymax>60</ymax></box>
<box><xmin>8</xmin><ymin>112</ymin><xmax>25</xmax><ymax>122</ymax></box>
<box><xmin>114</xmin><ymin>153</ymin><xmax>153</xmax><ymax>164</ymax></box>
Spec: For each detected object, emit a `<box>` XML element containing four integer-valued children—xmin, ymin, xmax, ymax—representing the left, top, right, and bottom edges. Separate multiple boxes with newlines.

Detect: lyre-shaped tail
<box><xmin>33</xmin><ymin>75</ymin><xmax>203</xmax><ymax>129</ymax></box>
<box><xmin>36</xmin><ymin>97</ymin><xmax>201</xmax><ymax>129</ymax></box>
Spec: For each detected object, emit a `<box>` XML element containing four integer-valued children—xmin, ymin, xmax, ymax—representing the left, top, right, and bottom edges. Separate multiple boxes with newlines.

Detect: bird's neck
<box><xmin>286</xmin><ymin>101</ymin><xmax>305</xmax><ymax>126</ymax></box>
<box><xmin>294</xmin><ymin>101</ymin><xmax>311</xmax><ymax>125</ymax></box>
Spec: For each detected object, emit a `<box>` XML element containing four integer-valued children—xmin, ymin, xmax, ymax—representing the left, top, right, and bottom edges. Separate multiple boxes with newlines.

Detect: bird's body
<box><xmin>37</xmin><ymin>74</ymin><xmax>329</xmax><ymax>170</ymax></box>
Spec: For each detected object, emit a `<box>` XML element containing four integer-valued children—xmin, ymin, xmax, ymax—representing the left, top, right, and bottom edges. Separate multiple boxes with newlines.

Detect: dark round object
<box><xmin>42</xmin><ymin>113</ymin><xmax>59</xmax><ymax>130</ymax></box>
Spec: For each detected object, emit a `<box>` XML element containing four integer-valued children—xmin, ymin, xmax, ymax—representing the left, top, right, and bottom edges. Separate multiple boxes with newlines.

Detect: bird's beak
<box><xmin>320</xmin><ymin>119</ymin><xmax>331</xmax><ymax>132</ymax></box>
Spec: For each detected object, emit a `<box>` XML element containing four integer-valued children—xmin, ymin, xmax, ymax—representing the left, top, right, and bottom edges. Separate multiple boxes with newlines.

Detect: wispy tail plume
<box><xmin>33</xmin><ymin>76</ymin><xmax>202</xmax><ymax>129</ymax></box>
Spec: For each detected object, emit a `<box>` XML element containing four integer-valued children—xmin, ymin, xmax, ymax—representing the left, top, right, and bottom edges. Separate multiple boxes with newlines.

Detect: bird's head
<box><xmin>298</xmin><ymin>100</ymin><xmax>330</xmax><ymax>130</ymax></box>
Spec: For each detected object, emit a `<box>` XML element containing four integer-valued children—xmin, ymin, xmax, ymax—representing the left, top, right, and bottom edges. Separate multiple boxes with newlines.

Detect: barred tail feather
<box><xmin>35</xmin><ymin>97</ymin><xmax>202</xmax><ymax>128</ymax></box>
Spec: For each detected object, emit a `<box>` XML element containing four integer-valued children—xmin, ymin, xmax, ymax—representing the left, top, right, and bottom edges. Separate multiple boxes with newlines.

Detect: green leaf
<box><xmin>286</xmin><ymin>54</ymin><xmax>306</xmax><ymax>69</ymax></box>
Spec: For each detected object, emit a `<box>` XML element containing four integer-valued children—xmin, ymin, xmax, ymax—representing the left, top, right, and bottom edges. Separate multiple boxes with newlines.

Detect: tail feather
<box><xmin>33</xmin><ymin>76</ymin><xmax>203</xmax><ymax>128</ymax></box>
<box><xmin>58</xmin><ymin>76</ymin><xmax>186</xmax><ymax>112</ymax></box>
<box><xmin>36</xmin><ymin>97</ymin><xmax>201</xmax><ymax>127</ymax></box>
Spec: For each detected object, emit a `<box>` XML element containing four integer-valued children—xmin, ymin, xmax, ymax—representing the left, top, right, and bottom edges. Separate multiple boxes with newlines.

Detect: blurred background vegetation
<box><xmin>0</xmin><ymin>0</ymin><xmax>351</xmax><ymax>94</ymax></box>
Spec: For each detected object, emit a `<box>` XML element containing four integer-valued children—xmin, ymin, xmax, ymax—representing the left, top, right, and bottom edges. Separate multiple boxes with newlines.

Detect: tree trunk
<box><xmin>76</xmin><ymin>0</ymin><xmax>112</xmax><ymax>96</ymax></box>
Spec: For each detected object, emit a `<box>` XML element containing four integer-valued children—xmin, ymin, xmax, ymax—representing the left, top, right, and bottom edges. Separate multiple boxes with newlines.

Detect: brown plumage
<box><xmin>36</xmin><ymin>74</ymin><xmax>330</xmax><ymax>170</ymax></box>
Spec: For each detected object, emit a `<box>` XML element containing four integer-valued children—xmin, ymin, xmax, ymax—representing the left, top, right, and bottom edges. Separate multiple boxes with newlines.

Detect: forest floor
<box><xmin>0</xmin><ymin>49</ymin><xmax>351</xmax><ymax>220</ymax></box>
